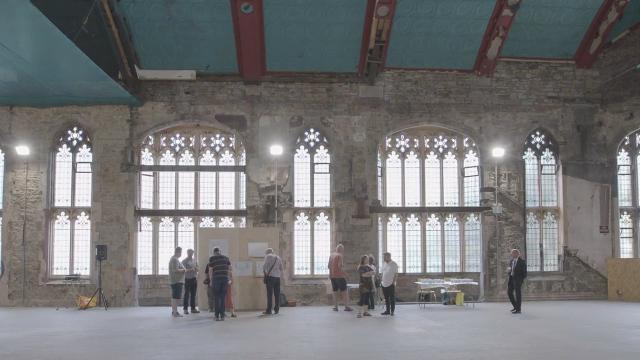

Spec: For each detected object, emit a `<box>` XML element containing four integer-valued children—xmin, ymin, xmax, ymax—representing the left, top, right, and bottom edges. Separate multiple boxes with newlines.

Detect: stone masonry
<box><xmin>0</xmin><ymin>29</ymin><xmax>638</xmax><ymax>307</ymax></box>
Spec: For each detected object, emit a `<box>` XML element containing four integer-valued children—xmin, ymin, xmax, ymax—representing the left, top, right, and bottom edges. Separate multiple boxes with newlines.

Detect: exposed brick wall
<box><xmin>0</xmin><ymin>44</ymin><xmax>637</xmax><ymax>306</ymax></box>
<box><xmin>597</xmin><ymin>27</ymin><xmax>640</xmax><ymax>105</ymax></box>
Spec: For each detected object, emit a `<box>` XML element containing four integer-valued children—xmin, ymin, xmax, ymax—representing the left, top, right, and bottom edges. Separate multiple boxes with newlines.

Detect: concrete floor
<box><xmin>1</xmin><ymin>301</ymin><xmax>639</xmax><ymax>360</ymax></box>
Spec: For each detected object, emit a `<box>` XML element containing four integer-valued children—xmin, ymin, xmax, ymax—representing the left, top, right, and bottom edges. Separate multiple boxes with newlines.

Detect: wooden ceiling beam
<box><xmin>474</xmin><ymin>0</ymin><xmax>522</xmax><ymax>77</ymax></box>
<box><xmin>98</xmin><ymin>0</ymin><xmax>139</xmax><ymax>91</ymax></box>
<box><xmin>230</xmin><ymin>0</ymin><xmax>266</xmax><ymax>83</ymax></box>
<box><xmin>575</xmin><ymin>0</ymin><xmax>631</xmax><ymax>69</ymax></box>
<box><xmin>360</xmin><ymin>0</ymin><xmax>397</xmax><ymax>83</ymax></box>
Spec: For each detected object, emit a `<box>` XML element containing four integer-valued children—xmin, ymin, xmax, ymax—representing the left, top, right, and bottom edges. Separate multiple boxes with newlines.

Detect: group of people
<box><xmin>168</xmin><ymin>246</ymin><xmax>283</xmax><ymax>319</ymax></box>
<box><xmin>169</xmin><ymin>244</ymin><xmax>528</xmax><ymax>319</ymax></box>
<box><xmin>327</xmin><ymin>244</ymin><xmax>399</xmax><ymax>318</ymax></box>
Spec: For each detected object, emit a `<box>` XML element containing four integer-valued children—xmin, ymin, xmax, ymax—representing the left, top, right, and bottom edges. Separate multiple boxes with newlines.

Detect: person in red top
<box><xmin>328</xmin><ymin>244</ymin><xmax>352</xmax><ymax>312</ymax></box>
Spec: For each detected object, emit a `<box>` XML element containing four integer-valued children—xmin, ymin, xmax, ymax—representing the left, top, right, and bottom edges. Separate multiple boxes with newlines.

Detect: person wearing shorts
<box><xmin>328</xmin><ymin>244</ymin><xmax>352</xmax><ymax>311</ymax></box>
<box><xmin>169</xmin><ymin>247</ymin><xmax>186</xmax><ymax>317</ymax></box>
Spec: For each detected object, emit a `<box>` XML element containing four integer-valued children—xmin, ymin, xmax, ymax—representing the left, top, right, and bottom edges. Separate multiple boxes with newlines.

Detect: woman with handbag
<box><xmin>357</xmin><ymin>255</ymin><xmax>375</xmax><ymax>318</ymax></box>
<box><xmin>367</xmin><ymin>255</ymin><xmax>379</xmax><ymax>310</ymax></box>
<box><xmin>225</xmin><ymin>277</ymin><xmax>237</xmax><ymax>318</ymax></box>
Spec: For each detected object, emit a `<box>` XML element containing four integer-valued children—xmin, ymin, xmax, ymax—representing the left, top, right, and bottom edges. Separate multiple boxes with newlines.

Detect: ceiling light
<box><xmin>270</xmin><ymin>144</ymin><xmax>283</xmax><ymax>156</ymax></box>
<box><xmin>15</xmin><ymin>145</ymin><xmax>30</xmax><ymax>156</ymax></box>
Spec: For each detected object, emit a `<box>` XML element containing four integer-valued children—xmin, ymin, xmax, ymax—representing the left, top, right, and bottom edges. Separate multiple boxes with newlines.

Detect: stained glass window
<box><xmin>51</xmin><ymin>126</ymin><xmax>93</xmax><ymax>277</ymax></box>
<box><xmin>619</xmin><ymin>212</ymin><xmax>633</xmax><ymax>258</ymax></box>
<box><xmin>387</xmin><ymin>214</ymin><xmax>404</xmax><ymax>271</ymax></box>
<box><xmin>293</xmin><ymin>212</ymin><xmax>311</xmax><ymax>275</ymax></box>
<box><xmin>523</xmin><ymin>129</ymin><xmax>561</xmax><ymax>271</ymax></box>
<box><xmin>293</xmin><ymin>129</ymin><xmax>332</xmax><ymax>276</ymax></box>
<box><xmin>464</xmin><ymin>214</ymin><xmax>481</xmax><ymax>272</ymax></box>
<box><xmin>405</xmin><ymin>214</ymin><xmax>422</xmax><ymax>273</ymax></box>
<box><xmin>617</xmin><ymin>131</ymin><xmax>640</xmax><ymax>258</ymax></box>
<box><xmin>137</xmin><ymin>217</ymin><xmax>153</xmax><ymax>275</ymax></box>
<box><xmin>294</xmin><ymin>128</ymin><xmax>330</xmax><ymax>207</ymax></box>
<box><xmin>444</xmin><ymin>215</ymin><xmax>460</xmax><ymax>272</ymax></box>
<box><xmin>377</xmin><ymin>128</ymin><xmax>482</xmax><ymax>273</ymax></box>
<box><xmin>425</xmin><ymin>214</ymin><xmax>442</xmax><ymax>273</ymax></box>
<box><xmin>313</xmin><ymin>212</ymin><xmax>331</xmax><ymax>275</ymax></box>
<box><xmin>136</xmin><ymin>126</ymin><xmax>246</xmax><ymax>274</ymax></box>
<box><xmin>525</xmin><ymin>213</ymin><xmax>541</xmax><ymax>271</ymax></box>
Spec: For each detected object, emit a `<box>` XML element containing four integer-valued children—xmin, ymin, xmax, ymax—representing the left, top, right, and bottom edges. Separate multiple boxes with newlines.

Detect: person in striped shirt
<box><xmin>208</xmin><ymin>247</ymin><xmax>232</xmax><ymax>321</ymax></box>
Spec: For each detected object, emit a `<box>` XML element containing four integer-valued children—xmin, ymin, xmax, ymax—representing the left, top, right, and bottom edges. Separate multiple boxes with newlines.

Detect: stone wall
<box><xmin>0</xmin><ymin>29</ymin><xmax>638</xmax><ymax>307</ymax></box>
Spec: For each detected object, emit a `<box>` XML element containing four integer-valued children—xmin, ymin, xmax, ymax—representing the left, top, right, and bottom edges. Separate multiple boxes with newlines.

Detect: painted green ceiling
<box><xmin>609</xmin><ymin>0</ymin><xmax>640</xmax><ymax>41</ymax></box>
<box><xmin>502</xmin><ymin>0</ymin><xmax>604</xmax><ymax>59</ymax></box>
<box><xmin>263</xmin><ymin>0</ymin><xmax>368</xmax><ymax>73</ymax></box>
<box><xmin>0</xmin><ymin>0</ymin><xmax>137</xmax><ymax>107</ymax></box>
<box><xmin>115</xmin><ymin>0</ymin><xmax>238</xmax><ymax>74</ymax></box>
<box><xmin>386</xmin><ymin>0</ymin><xmax>495</xmax><ymax>70</ymax></box>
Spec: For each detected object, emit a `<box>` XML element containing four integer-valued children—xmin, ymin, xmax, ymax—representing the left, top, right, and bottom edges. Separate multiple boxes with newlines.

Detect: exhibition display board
<box><xmin>196</xmin><ymin>228</ymin><xmax>280</xmax><ymax>311</ymax></box>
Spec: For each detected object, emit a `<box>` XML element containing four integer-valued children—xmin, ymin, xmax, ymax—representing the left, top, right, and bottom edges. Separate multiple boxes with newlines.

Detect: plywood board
<box><xmin>248</xmin><ymin>242</ymin><xmax>269</xmax><ymax>258</ymax></box>
<box><xmin>607</xmin><ymin>258</ymin><xmax>640</xmax><ymax>302</ymax></box>
<box><xmin>234</xmin><ymin>261</ymin><xmax>253</xmax><ymax>277</ymax></box>
<box><xmin>196</xmin><ymin>228</ymin><xmax>279</xmax><ymax>311</ymax></box>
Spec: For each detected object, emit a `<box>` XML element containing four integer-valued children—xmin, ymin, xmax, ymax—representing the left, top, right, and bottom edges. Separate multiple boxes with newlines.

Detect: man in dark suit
<box><xmin>507</xmin><ymin>249</ymin><xmax>527</xmax><ymax>314</ymax></box>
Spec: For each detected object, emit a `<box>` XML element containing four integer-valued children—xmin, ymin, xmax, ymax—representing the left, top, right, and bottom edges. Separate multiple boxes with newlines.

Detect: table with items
<box><xmin>414</xmin><ymin>278</ymin><xmax>480</xmax><ymax>308</ymax></box>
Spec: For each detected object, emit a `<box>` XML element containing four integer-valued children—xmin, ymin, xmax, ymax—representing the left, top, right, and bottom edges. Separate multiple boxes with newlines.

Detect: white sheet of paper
<box><xmin>248</xmin><ymin>242</ymin><xmax>269</xmax><ymax>257</ymax></box>
<box><xmin>233</xmin><ymin>261</ymin><xmax>253</xmax><ymax>277</ymax></box>
<box><xmin>208</xmin><ymin>239</ymin><xmax>229</xmax><ymax>257</ymax></box>
<box><xmin>255</xmin><ymin>260</ymin><xmax>265</xmax><ymax>277</ymax></box>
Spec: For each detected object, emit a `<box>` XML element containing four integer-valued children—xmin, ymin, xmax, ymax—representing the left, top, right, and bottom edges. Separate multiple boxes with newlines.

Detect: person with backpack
<box><xmin>262</xmin><ymin>248</ymin><xmax>283</xmax><ymax>315</ymax></box>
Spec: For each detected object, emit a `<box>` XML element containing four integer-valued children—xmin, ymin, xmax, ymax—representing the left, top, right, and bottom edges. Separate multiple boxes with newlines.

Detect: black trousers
<box><xmin>265</xmin><ymin>276</ymin><xmax>281</xmax><ymax>313</ymax></box>
<box><xmin>508</xmin><ymin>276</ymin><xmax>523</xmax><ymax>311</ymax></box>
<box><xmin>207</xmin><ymin>284</ymin><xmax>214</xmax><ymax>311</ymax></box>
<box><xmin>368</xmin><ymin>290</ymin><xmax>376</xmax><ymax>310</ymax></box>
<box><xmin>183</xmin><ymin>278</ymin><xmax>197</xmax><ymax>310</ymax></box>
<box><xmin>382</xmin><ymin>284</ymin><xmax>395</xmax><ymax>314</ymax></box>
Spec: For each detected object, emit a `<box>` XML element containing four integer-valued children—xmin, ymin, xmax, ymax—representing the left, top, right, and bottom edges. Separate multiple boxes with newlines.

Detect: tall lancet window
<box><xmin>51</xmin><ymin>126</ymin><xmax>93</xmax><ymax>276</ymax></box>
<box><xmin>617</xmin><ymin>130</ymin><xmax>640</xmax><ymax>258</ymax></box>
<box><xmin>293</xmin><ymin>128</ymin><xmax>332</xmax><ymax>276</ymax></box>
<box><xmin>523</xmin><ymin>129</ymin><xmax>561</xmax><ymax>271</ymax></box>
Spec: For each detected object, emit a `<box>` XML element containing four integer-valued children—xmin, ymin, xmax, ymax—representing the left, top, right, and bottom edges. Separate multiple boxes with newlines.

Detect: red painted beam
<box><xmin>359</xmin><ymin>0</ymin><xmax>397</xmax><ymax>81</ymax></box>
<box><xmin>575</xmin><ymin>0</ymin><xmax>630</xmax><ymax>69</ymax></box>
<box><xmin>230</xmin><ymin>0</ymin><xmax>266</xmax><ymax>82</ymax></box>
<box><xmin>375</xmin><ymin>0</ymin><xmax>397</xmax><ymax>73</ymax></box>
<box><xmin>358</xmin><ymin>0</ymin><xmax>377</xmax><ymax>76</ymax></box>
<box><xmin>474</xmin><ymin>0</ymin><xmax>521</xmax><ymax>76</ymax></box>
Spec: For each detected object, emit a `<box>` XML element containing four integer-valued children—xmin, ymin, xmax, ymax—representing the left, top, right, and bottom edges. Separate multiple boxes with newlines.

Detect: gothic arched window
<box><xmin>377</xmin><ymin>128</ymin><xmax>482</xmax><ymax>273</ymax></box>
<box><xmin>136</xmin><ymin>126</ymin><xmax>246</xmax><ymax>275</ymax></box>
<box><xmin>293</xmin><ymin>128</ymin><xmax>332</xmax><ymax>276</ymax></box>
<box><xmin>617</xmin><ymin>131</ymin><xmax>640</xmax><ymax>258</ymax></box>
<box><xmin>51</xmin><ymin>126</ymin><xmax>93</xmax><ymax>276</ymax></box>
<box><xmin>523</xmin><ymin>129</ymin><xmax>561</xmax><ymax>271</ymax></box>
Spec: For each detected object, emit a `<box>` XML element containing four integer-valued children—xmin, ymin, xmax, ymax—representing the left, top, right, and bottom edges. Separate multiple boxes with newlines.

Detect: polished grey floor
<box><xmin>1</xmin><ymin>301</ymin><xmax>639</xmax><ymax>360</ymax></box>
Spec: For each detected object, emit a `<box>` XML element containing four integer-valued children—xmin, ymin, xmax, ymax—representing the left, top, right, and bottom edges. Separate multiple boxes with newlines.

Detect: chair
<box><xmin>416</xmin><ymin>278</ymin><xmax>438</xmax><ymax>308</ymax></box>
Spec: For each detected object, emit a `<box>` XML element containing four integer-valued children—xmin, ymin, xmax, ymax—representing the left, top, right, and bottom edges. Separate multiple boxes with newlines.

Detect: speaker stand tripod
<box><xmin>82</xmin><ymin>259</ymin><xmax>109</xmax><ymax>310</ymax></box>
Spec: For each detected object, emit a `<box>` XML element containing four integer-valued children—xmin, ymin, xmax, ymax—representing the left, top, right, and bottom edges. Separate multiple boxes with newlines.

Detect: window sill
<box><xmin>46</xmin><ymin>279</ymin><xmax>92</xmax><ymax>286</ymax></box>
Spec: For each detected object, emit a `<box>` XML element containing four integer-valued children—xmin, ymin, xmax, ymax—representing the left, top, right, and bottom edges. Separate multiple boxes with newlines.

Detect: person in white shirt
<box><xmin>380</xmin><ymin>252</ymin><xmax>398</xmax><ymax>316</ymax></box>
<box><xmin>262</xmin><ymin>248</ymin><xmax>284</xmax><ymax>315</ymax></box>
